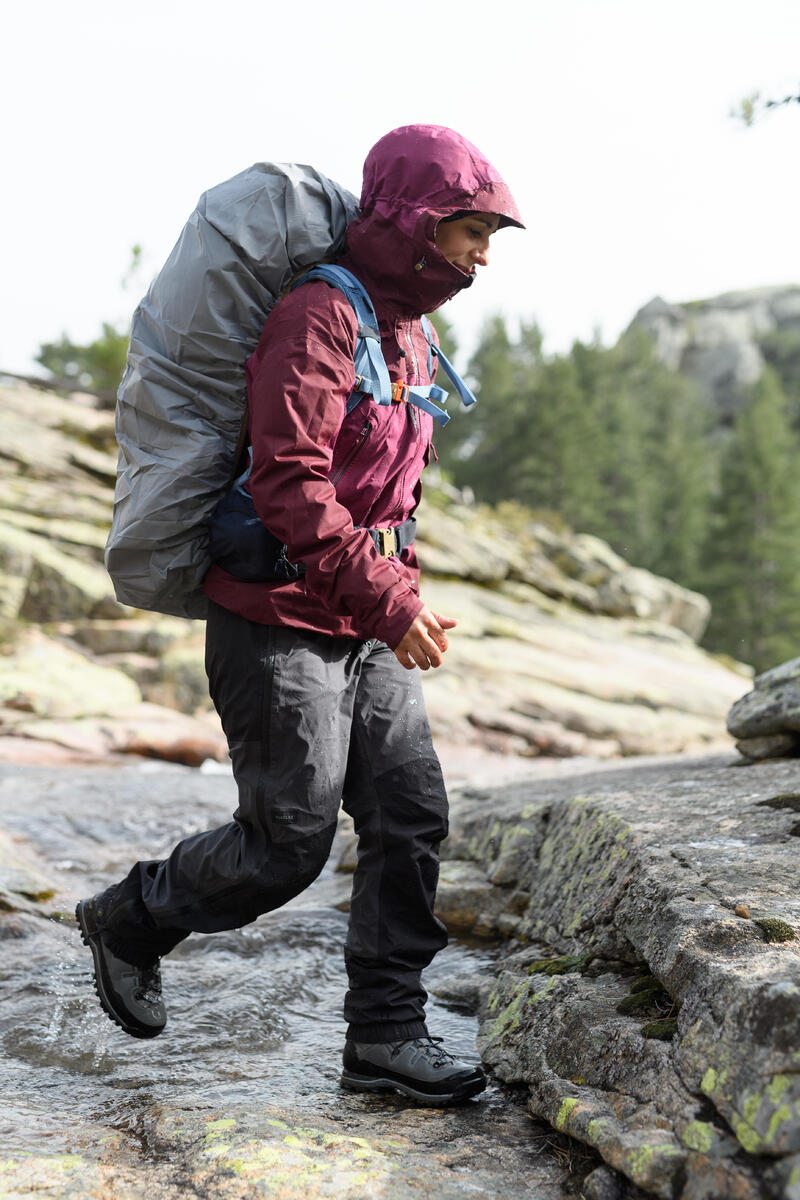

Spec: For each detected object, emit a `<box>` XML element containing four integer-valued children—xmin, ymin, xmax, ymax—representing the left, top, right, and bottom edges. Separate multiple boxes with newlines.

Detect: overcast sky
<box><xmin>2</xmin><ymin>0</ymin><xmax>798</xmax><ymax>375</ymax></box>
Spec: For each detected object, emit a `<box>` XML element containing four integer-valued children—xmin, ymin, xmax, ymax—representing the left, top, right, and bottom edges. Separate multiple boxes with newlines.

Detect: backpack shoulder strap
<box><xmin>420</xmin><ymin>316</ymin><xmax>477</xmax><ymax>409</ymax></box>
<box><xmin>291</xmin><ymin>269</ymin><xmax>474</xmax><ymax>426</ymax></box>
<box><xmin>290</xmin><ymin>265</ymin><xmax>392</xmax><ymax>413</ymax></box>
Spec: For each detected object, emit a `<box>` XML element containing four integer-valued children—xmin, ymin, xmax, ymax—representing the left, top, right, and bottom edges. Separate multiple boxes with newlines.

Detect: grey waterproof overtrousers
<box><xmin>103</xmin><ymin>602</ymin><xmax>449</xmax><ymax>1042</ymax></box>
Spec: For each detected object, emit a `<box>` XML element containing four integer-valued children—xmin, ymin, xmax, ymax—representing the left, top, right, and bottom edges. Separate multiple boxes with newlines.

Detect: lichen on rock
<box><xmin>468</xmin><ymin>753</ymin><xmax>800</xmax><ymax>1197</ymax></box>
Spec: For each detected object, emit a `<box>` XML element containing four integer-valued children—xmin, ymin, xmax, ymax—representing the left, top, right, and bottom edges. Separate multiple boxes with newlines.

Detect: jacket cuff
<box><xmin>372</xmin><ymin>588</ymin><xmax>424</xmax><ymax>650</ymax></box>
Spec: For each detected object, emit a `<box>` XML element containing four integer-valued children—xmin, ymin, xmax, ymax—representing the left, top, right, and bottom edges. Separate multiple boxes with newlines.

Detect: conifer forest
<box><xmin>432</xmin><ymin>312</ymin><xmax>800</xmax><ymax>674</ymax></box>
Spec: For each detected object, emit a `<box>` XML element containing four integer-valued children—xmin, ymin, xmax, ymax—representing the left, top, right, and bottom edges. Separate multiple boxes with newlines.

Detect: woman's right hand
<box><xmin>393</xmin><ymin>607</ymin><xmax>458</xmax><ymax>671</ymax></box>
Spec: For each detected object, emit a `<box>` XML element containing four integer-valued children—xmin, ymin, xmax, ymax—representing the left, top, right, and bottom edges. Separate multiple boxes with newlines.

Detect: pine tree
<box><xmin>568</xmin><ymin>330</ymin><xmax>712</xmax><ymax>581</ymax></box>
<box><xmin>435</xmin><ymin>315</ymin><xmax>531</xmax><ymax>492</ymax></box>
<box><xmin>702</xmin><ymin>367</ymin><xmax>800</xmax><ymax>670</ymax></box>
<box><xmin>510</xmin><ymin>346</ymin><xmax>603</xmax><ymax>522</ymax></box>
<box><xmin>35</xmin><ymin>322</ymin><xmax>128</xmax><ymax>402</ymax></box>
<box><xmin>428</xmin><ymin>310</ymin><xmax>459</xmax><ymax>365</ymax></box>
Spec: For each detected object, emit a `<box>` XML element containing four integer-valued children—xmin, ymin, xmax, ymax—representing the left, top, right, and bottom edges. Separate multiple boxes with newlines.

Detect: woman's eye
<box><xmin>468</xmin><ymin>228</ymin><xmax>484</xmax><ymax>239</ymax></box>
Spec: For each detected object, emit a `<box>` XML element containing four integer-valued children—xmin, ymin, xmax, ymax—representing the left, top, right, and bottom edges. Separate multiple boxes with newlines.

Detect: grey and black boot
<box><xmin>75</xmin><ymin>890</ymin><xmax>166</xmax><ymax>1039</ymax></box>
<box><xmin>341</xmin><ymin>1036</ymin><xmax>486</xmax><ymax>1104</ymax></box>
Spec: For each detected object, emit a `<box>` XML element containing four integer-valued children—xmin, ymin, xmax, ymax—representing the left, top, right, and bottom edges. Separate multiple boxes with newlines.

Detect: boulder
<box><xmin>448</xmin><ymin>754</ymin><xmax>800</xmax><ymax>1197</ymax></box>
<box><xmin>736</xmin><ymin>734</ymin><xmax>800</xmax><ymax>761</ymax></box>
<box><xmin>66</xmin><ymin>616</ymin><xmax>200</xmax><ymax>656</ymax></box>
<box><xmin>13</xmin><ymin>702</ymin><xmax>227</xmax><ymax>767</ymax></box>
<box><xmin>419</xmin><ymin>579</ymin><xmax>748</xmax><ymax>757</ymax></box>
<box><xmin>727</xmin><ymin>656</ymin><xmax>800</xmax><ymax>758</ymax></box>
<box><xmin>416</xmin><ymin>498</ymin><xmax>711</xmax><ymax>641</ymax></box>
<box><xmin>147</xmin><ymin>636</ymin><xmax>209</xmax><ymax>713</ymax></box>
<box><xmin>0</xmin><ymin>829</ymin><xmax>56</xmax><ymax>907</ymax></box>
<box><xmin>0</xmin><ymin>631</ymin><xmax>141</xmax><ymax>718</ymax></box>
<box><xmin>0</xmin><ymin>383</ymin><xmax>117</xmax><ymax>479</ymax></box>
<box><xmin>0</xmin><ymin>506</ymin><xmax>108</xmax><ymax>558</ymax></box>
<box><xmin>0</xmin><ymin>523</ymin><xmax>122</xmax><ymax>622</ymax></box>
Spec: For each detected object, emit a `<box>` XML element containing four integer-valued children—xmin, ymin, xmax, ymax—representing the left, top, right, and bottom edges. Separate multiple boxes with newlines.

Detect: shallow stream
<box><xmin>0</xmin><ymin>761</ymin><xmax>576</xmax><ymax>1198</ymax></box>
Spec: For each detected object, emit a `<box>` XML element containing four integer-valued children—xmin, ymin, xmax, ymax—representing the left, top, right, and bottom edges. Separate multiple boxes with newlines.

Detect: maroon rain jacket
<box><xmin>204</xmin><ymin>125</ymin><xmax>523</xmax><ymax>648</ymax></box>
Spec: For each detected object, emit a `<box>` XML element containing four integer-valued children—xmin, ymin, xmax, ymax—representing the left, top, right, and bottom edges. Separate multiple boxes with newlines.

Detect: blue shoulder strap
<box><xmin>291</xmin><ymin>266</ymin><xmax>471</xmax><ymax>427</ymax></box>
<box><xmin>420</xmin><ymin>316</ymin><xmax>477</xmax><ymax>408</ymax></box>
<box><xmin>290</xmin><ymin>265</ymin><xmax>392</xmax><ymax>414</ymax></box>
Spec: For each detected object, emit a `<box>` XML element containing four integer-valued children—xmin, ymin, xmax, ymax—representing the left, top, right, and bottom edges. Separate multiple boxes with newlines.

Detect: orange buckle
<box><xmin>376</xmin><ymin>528</ymin><xmax>397</xmax><ymax>557</ymax></box>
<box><xmin>391</xmin><ymin>381</ymin><xmax>410</xmax><ymax>404</ymax></box>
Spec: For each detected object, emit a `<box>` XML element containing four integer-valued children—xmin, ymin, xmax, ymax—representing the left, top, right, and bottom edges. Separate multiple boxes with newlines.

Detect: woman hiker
<box><xmin>76</xmin><ymin>124</ymin><xmax>523</xmax><ymax>1104</ymax></box>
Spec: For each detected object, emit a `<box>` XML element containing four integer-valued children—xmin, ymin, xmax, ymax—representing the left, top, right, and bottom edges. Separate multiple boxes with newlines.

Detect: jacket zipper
<box><xmin>404</xmin><ymin>321</ymin><xmax>419</xmax><ymax>383</ymax></box>
<box><xmin>331</xmin><ymin>419</ymin><xmax>373</xmax><ymax>486</ymax></box>
<box><xmin>403</xmin><ymin>322</ymin><xmax>419</xmax><ymax>429</ymax></box>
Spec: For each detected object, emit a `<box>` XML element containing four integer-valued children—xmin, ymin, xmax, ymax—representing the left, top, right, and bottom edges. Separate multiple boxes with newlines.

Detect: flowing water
<box><xmin>0</xmin><ymin>761</ymin><xmax>577</xmax><ymax>1198</ymax></box>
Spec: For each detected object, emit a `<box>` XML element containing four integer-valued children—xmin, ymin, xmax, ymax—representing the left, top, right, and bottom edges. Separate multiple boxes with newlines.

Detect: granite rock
<box><xmin>631</xmin><ymin>285</ymin><xmax>800</xmax><ymax>418</ymax></box>
<box><xmin>454</xmin><ymin>754</ymin><xmax>800</xmax><ymax>1197</ymax></box>
<box><xmin>727</xmin><ymin>656</ymin><xmax>800</xmax><ymax>759</ymax></box>
<box><xmin>0</xmin><ymin>379</ymin><xmax>751</xmax><ymax>766</ymax></box>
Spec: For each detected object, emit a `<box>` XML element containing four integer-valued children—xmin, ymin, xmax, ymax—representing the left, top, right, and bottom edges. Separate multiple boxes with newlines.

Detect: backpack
<box><xmin>105</xmin><ymin>163</ymin><xmax>358</xmax><ymax>619</ymax></box>
<box><xmin>206</xmin><ymin>264</ymin><xmax>476</xmax><ymax>582</ymax></box>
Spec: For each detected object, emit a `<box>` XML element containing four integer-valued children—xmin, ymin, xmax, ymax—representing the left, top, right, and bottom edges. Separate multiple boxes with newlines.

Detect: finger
<box><xmin>417</xmin><ymin>634</ymin><xmax>443</xmax><ymax>669</ymax></box>
<box><xmin>403</xmin><ymin>636</ymin><xmax>430</xmax><ymax>670</ymax></box>
<box><xmin>418</xmin><ymin>613</ymin><xmax>446</xmax><ymax>647</ymax></box>
<box><xmin>433</xmin><ymin>613</ymin><xmax>459</xmax><ymax>630</ymax></box>
<box><xmin>421</xmin><ymin>619</ymin><xmax>448</xmax><ymax>657</ymax></box>
<box><xmin>428</xmin><ymin>625</ymin><xmax>449</xmax><ymax>653</ymax></box>
<box><xmin>393</xmin><ymin>645</ymin><xmax>415</xmax><ymax>670</ymax></box>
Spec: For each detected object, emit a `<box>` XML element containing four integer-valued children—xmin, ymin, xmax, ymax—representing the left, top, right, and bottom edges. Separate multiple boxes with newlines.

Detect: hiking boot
<box><xmin>75</xmin><ymin>892</ymin><xmax>166</xmax><ymax>1039</ymax></box>
<box><xmin>341</xmin><ymin>1036</ymin><xmax>486</xmax><ymax>1104</ymax></box>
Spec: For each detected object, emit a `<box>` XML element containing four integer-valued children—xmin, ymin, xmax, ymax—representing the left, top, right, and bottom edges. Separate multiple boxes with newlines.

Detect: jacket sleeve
<box><xmin>245</xmin><ymin>282</ymin><xmax>423</xmax><ymax>648</ymax></box>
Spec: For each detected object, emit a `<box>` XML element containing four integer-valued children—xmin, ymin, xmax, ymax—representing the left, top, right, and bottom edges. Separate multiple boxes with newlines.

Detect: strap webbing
<box><xmin>292</xmin><ymin>266</ymin><xmax>476</xmax><ymax>423</ymax></box>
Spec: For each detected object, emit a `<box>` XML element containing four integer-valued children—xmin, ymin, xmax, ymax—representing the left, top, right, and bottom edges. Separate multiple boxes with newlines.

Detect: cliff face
<box><xmin>630</xmin><ymin>285</ymin><xmax>800</xmax><ymax>418</ymax></box>
<box><xmin>0</xmin><ymin>378</ymin><xmax>750</xmax><ymax>766</ymax></box>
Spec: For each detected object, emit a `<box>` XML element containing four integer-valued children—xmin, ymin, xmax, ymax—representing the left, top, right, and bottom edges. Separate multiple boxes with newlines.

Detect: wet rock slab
<box><xmin>447</xmin><ymin>754</ymin><xmax>800</xmax><ymax>1198</ymax></box>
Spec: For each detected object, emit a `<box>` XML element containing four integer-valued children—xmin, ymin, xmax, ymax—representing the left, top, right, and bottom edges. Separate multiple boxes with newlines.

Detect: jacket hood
<box><xmin>341</xmin><ymin>124</ymin><xmax>524</xmax><ymax>316</ymax></box>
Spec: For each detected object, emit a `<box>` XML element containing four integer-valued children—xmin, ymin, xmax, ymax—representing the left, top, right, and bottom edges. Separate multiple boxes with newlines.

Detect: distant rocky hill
<box><xmin>0</xmin><ymin>378</ymin><xmax>751</xmax><ymax>767</ymax></box>
<box><xmin>631</xmin><ymin>284</ymin><xmax>800</xmax><ymax>418</ymax></box>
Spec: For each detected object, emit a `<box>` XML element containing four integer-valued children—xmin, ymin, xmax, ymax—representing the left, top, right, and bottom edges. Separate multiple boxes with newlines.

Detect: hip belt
<box><xmin>208</xmin><ymin>487</ymin><xmax>416</xmax><ymax>583</ymax></box>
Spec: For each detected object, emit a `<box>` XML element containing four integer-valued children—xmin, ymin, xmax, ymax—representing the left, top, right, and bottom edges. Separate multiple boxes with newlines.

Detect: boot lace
<box><xmin>133</xmin><ymin>964</ymin><xmax>163</xmax><ymax>1007</ymax></box>
<box><xmin>389</xmin><ymin>1036</ymin><xmax>455</xmax><ymax>1068</ymax></box>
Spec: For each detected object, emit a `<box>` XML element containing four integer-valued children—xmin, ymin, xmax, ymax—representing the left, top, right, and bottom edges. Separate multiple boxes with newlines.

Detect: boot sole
<box><xmin>75</xmin><ymin>901</ymin><xmax>164</xmax><ymax>1040</ymax></box>
<box><xmin>340</xmin><ymin>1068</ymin><xmax>486</xmax><ymax>1105</ymax></box>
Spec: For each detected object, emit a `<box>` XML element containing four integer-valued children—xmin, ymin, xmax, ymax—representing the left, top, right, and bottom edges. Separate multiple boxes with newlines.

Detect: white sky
<box><xmin>2</xmin><ymin>0</ymin><xmax>798</xmax><ymax>374</ymax></box>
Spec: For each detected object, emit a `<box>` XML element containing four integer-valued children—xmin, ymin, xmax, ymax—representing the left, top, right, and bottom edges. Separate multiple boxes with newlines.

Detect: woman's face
<box><xmin>434</xmin><ymin>211</ymin><xmax>500</xmax><ymax>274</ymax></box>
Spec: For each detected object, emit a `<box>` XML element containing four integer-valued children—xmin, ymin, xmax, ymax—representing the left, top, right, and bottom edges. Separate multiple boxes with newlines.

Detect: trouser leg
<box><xmin>103</xmin><ymin>604</ymin><xmax>360</xmax><ymax>964</ymax></box>
<box><xmin>341</xmin><ymin>640</ymin><xmax>449</xmax><ymax>1042</ymax></box>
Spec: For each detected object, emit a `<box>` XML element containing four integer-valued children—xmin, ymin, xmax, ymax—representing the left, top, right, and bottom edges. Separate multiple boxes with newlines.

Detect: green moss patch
<box><xmin>641</xmin><ymin>1018</ymin><xmax>678</xmax><ymax>1040</ymax></box>
<box><xmin>527</xmin><ymin>953</ymin><xmax>594</xmax><ymax>976</ymax></box>
<box><xmin>618</xmin><ymin>973</ymin><xmax>673</xmax><ymax>1015</ymax></box>
<box><xmin>755</xmin><ymin>917</ymin><xmax>796</xmax><ymax>943</ymax></box>
<box><xmin>757</xmin><ymin>793</ymin><xmax>800</xmax><ymax>812</ymax></box>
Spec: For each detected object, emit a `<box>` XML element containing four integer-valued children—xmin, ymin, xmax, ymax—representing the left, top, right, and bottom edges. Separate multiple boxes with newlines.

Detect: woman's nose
<box><xmin>473</xmin><ymin>242</ymin><xmax>491</xmax><ymax>267</ymax></box>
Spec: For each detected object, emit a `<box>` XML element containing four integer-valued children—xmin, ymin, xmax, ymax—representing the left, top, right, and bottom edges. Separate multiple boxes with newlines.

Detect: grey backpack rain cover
<box><xmin>105</xmin><ymin>163</ymin><xmax>359</xmax><ymax>619</ymax></box>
